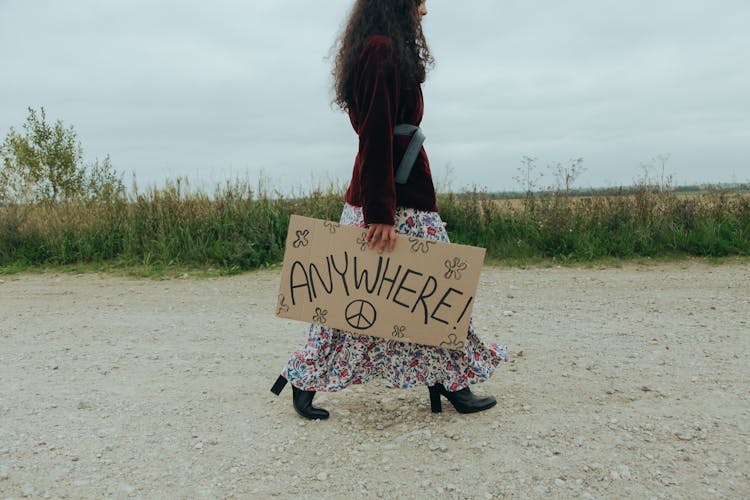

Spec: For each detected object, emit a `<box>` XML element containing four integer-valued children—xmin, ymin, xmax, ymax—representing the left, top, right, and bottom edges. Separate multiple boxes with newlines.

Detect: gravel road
<box><xmin>1</xmin><ymin>261</ymin><xmax>748</xmax><ymax>499</ymax></box>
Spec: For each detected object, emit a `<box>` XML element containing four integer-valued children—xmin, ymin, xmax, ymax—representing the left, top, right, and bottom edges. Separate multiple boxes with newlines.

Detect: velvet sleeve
<box><xmin>354</xmin><ymin>37</ymin><xmax>400</xmax><ymax>226</ymax></box>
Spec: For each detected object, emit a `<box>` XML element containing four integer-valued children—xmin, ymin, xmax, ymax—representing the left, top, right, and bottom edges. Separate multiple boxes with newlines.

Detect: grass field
<box><xmin>1</xmin><ymin>178</ymin><xmax>748</xmax><ymax>275</ymax></box>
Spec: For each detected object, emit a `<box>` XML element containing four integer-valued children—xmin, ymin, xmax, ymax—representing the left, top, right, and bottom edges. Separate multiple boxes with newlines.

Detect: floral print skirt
<box><xmin>281</xmin><ymin>202</ymin><xmax>509</xmax><ymax>392</ymax></box>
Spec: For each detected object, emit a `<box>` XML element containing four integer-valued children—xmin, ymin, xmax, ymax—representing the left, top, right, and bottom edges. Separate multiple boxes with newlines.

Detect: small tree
<box><xmin>514</xmin><ymin>155</ymin><xmax>544</xmax><ymax>196</ymax></box>
<box><xmin>549</xmin><ymin>157</ymin><xmax>586</xmax><ymax>195</ymax></box>
<box><xmin>0</xmin><ymin>107</ymin><xmax>123</xmax><ymax>203</ymax></box>
<box><xmin>636</xmin><ymin>153</ymin><xmax>673</xmax><ymax>192</ymax></box>
<box><xmin>83</xmin><ymin>154</ymin><xmax>125</xmax><ymax>202</ymax></box>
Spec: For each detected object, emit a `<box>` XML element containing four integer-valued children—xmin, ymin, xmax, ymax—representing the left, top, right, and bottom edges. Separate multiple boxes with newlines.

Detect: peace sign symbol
<box><xmin>293</xmin><ymin>229</ymin><xmax>310</xmax><ymax>248</ymax></box>
<box><xmin>345</xmin><ymin>300</ymin><xmax>377</xmax><ymax>330</ymax></box>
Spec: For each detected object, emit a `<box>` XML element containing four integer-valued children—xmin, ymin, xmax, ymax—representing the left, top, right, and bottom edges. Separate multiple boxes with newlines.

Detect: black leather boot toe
<box><xmin>292</xmin><ymin>386</ymin><xmax>330</xmax><ymax>420</ymax></box>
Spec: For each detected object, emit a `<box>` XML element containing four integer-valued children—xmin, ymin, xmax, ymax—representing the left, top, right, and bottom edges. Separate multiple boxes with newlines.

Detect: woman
<box><xmin>270</xmin><ymin>0</ymin><xmax>508</xmax><ymax>419</ymax></box>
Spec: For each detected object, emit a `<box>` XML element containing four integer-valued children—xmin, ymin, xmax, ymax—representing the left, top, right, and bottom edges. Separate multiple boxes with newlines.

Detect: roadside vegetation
<box><xmin>1</xmin><ymin>108</ymin><xmax>748</xmax><ymax>275</ymax></box>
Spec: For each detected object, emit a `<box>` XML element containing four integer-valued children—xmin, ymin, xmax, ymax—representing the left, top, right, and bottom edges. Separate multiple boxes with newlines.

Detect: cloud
<box><xmin>1</xmin><ymin>0</ymin><xmax>748</xmax><ymax>193</ymax></box>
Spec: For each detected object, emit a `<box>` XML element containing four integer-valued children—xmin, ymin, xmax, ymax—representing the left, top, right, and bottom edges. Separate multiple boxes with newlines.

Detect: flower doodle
<box><xmin>357</xmin><ymin>232</ymin><xmax>368</xmax><ymax>251</ymax></box>
<box><xmin>440</xmin><ymin>333</ymin><xmax>465</xmax><ymax>350</ymax></box>
<box><xmin>391</xmin><ymin>325</ymin><xmax>406</xmax><ymax>339</ymax></box>
<box><xmin>323</xmin><ymin>221</ymin><xmax>340</xmax><ymax>233</ymax></box>
<box><xmin>444</xmin><ymin>257</ymin><xmax>468</xmax><ymax>280</ymax></box>
<box><xmin>276</xmin><ymin>294</ymin><xmax>289</xmax><ymax>315</ymax></box>
<box><xmin>292</xmin><ymin>229</ymin><xmax>310</xmax><ymax>248</ymax></box>
<box><xmin>312</xmin><ymin>307</ymin><xmax>328</xmax><ymax>324</ymax></box>
<box><xmin>408</xmin><ymin>237</ymin><xmax>436</xmax><ymax>254</ymax></box>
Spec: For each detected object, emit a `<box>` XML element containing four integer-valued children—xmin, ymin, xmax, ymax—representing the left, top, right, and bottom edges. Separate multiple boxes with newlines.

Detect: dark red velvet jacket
<box><xmin>344</xmin><ymin>35</ymin><xmax>438</xmax><ymax>226</ymax></box>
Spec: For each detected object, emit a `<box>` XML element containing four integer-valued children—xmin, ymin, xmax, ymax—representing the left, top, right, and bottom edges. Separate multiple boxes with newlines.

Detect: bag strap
<box><xmin>393</xmin><ymin>124</ymin><xmax>425</xmax><ymax>185</ymax></box>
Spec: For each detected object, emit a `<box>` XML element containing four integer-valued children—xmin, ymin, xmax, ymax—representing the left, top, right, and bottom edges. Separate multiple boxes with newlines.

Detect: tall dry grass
<box><xmin>0</xmin><ymin>178</ymin><xmax>748</xmax><ymax>271</ymax></box>
<box><xmin>440</xmin><ymin>188</ymin><xmax>750</xmax><ymax>261</ymax></box>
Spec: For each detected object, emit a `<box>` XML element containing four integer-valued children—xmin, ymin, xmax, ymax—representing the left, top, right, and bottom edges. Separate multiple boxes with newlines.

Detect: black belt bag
<box><xmin>393</xmin><ymin>124</ymin><xmax>425</xmax><ymax>184</ymax></box>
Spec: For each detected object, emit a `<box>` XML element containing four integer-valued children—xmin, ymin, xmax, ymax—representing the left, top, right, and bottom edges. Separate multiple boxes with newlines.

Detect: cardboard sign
<box><xmin>275</xmin><ymin>215</ymin><xmax>486</xmax><ymax>350</ymax></box>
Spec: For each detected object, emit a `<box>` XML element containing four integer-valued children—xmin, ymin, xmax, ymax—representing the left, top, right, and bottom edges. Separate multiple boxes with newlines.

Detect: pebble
<box><xmin>21</xmin><ymin>483</ymin><xmax>36</xmax><ymax>497</ymax></box>
<box><xmin>555</xmin><ymin>478</ymin><xmax>566</xmax><ymax>488</ymax></box>
<box><xmin>617</xmin><ymin>464</ymin><xmax>631</xmax><ymax>479</ymax></box>
<box><xmin>317</xmin><ymin>472</ymin><xmax>328</xmax><ymax>481</ymax></box>
<box><xmin>118</xmin><ymin>483</ymin><xmax>136</xmax><ymax>494</ymax></box>
<box><xmin>194</xmin><ymin>441</ymin><xmax>204</xmax><ymax>449</ymax></box>
<box><xmin>472</xmin><ymin>441</ymin><xmax>487</xmax><ymax>450</ymax></box>
<box><xmin>533</xmin><ymin>484</ymin><xmax>548</xmax><ymax>495</ymax></box>
<box><xmin>428</xmin><ymin>442</ymin><xmax>448</xmax><ymax>452</ymax></box>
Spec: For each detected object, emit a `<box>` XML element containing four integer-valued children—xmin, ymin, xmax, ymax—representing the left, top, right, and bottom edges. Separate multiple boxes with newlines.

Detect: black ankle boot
<box><xmin>291</xmin><ymin>386</ymin><xmax>330</xmax><ymax>420</ymax></box>
<box><xmin>428</xmin><ymin>382</ymin><xmax>496</xmax><ymax>414</ymax></box>
<box><xmin>270</xmin><ymin>375</ymin><xmax>329</xmax><ymax>420</ymax></box>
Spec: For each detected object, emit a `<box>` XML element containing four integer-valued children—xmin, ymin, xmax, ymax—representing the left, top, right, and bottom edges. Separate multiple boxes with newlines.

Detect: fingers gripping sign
<box><xmin>365</xmin><ymin>223</ymin><xmax>397</xmax><ymax>254</ymax></box>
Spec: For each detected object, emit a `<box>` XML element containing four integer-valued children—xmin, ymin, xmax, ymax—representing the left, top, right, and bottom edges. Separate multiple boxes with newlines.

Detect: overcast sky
<box><xmin>1</xmin><ymin>0</ymin><xmax>748</xmax><ymax>194</ymax></box>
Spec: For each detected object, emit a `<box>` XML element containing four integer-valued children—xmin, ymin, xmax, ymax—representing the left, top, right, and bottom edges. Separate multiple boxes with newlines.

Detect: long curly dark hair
<box><xmin>332</xmin><ymin>0</ymin><xmax>434</xmax><ymax>112</ymax></box>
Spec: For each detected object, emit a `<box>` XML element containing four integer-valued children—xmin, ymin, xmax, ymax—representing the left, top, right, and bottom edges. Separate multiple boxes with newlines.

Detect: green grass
<box><xmin>439</xmin><ymin>188</ymin><xmax>749</xmax><ymax>261</ymax></box>
<box><xmin>1</xmin><ymin>177</ymin><xmax>748</xmax><ymax>275</ymax></box>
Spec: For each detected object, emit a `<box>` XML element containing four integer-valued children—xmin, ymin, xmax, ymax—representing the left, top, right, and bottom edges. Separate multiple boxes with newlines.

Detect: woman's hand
<box><xmin>365</xmin><ymin>223</ymin><xmax>397</xmax><ymax>253</ymax></box>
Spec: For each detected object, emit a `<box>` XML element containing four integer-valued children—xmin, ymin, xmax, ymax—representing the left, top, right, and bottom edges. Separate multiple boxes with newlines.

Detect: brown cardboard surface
<box><xmin>276</xmin><ymin>215</ymin><xmax>486</xmax><ymax>350</ymax></box>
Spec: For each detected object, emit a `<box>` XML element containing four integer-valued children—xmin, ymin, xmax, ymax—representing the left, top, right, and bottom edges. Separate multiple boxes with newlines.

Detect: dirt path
<box><xmin>1</xmin><ymin>262</ymin><xmax>748</xmax><ymax>499</ymax></box>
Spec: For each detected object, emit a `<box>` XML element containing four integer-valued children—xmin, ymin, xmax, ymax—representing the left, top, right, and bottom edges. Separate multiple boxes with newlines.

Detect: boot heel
<box><xmin>270</xmin><ymin>375</ymin><xmax>288</xmax><ymax>395</ymax></box>
<box><xmin>428</xmin><ymin>386</ymin><xmax>442</xmax><ymax>413</ymax></box>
